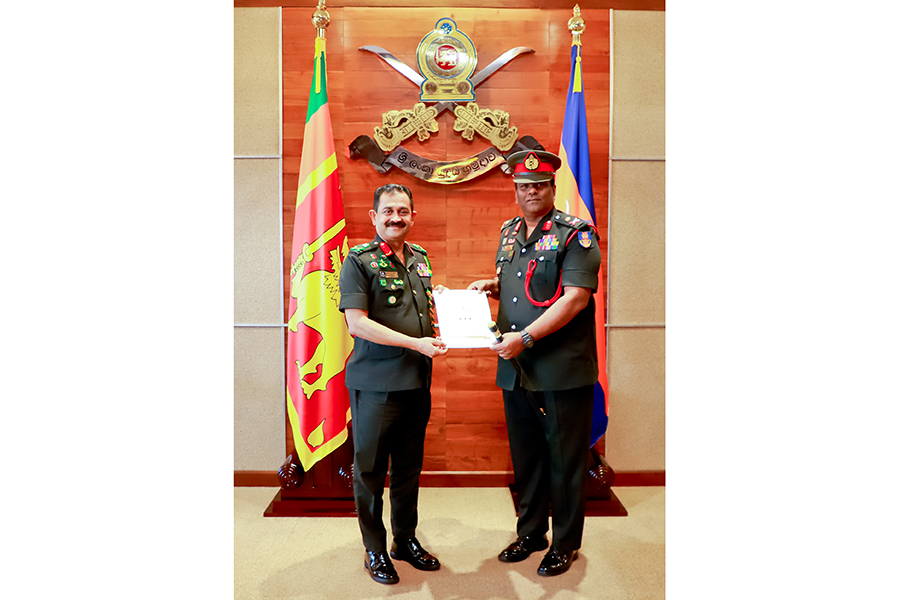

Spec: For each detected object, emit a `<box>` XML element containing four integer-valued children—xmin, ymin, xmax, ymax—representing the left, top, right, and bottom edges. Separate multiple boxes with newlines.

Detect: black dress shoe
<box><xmin>390</xmin><ymin>537</ymin><xmax>441</xmax><ymax>571</ymax></box>
<box><xmin>537</xmin><ymin>548</ymin><xmax>578</xmax><ymax>576</ymax></box>
<box><xmin>364</xmin><ymin>550</ymin><xmax>399</xmax><ymax>584</ymax></box>
<box><xmin>498</xmin><ymin>534</ymin><xmax>550</xmax><ymax>563</ymax></box>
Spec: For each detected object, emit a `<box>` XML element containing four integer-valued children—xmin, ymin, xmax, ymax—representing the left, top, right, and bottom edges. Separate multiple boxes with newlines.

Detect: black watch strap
<box><xmin>521</xmin><ymin>330</ymin><xmax>534</xmax><ymax>348</ymax></box>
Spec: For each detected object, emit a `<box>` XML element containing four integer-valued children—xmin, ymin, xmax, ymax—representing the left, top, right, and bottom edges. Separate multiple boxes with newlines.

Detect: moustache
<box><xmin>386</xmin><ymin>221</ymin><xmax>406</xmax><ymax>227</ymax></box>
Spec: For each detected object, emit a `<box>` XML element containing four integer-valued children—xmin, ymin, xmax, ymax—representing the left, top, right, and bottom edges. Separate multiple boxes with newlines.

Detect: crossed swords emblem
<box><xmin>348</xmin><ymin>44</ymin><xmax>547</xmax><ymax>185</ymax></box>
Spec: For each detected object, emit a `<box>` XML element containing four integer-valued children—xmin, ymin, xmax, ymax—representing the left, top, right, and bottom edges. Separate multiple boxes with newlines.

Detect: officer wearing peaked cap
<box><xmin>505</xmin><ymin>149</ymin><xmax>562</xmax><ymax>183</ymax></box>
<box><xmin>468</xmin><ymin>149</ymin><xmax>602</xmax><ymax>577</ymax></box>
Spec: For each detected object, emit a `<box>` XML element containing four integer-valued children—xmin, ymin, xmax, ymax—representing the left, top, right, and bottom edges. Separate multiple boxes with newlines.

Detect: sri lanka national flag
<box><xmin>555</xmin><ymin>36</ymin><xmax>610</xmax><ymax>446</ymax></box>
<box><xmin>285</xmin><ymin>37</ymin><xmax>354</xmax><ymax>471</ymax></box>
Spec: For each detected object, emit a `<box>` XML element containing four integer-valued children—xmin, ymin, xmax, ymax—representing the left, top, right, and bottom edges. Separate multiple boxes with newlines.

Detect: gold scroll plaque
<box><xmin>373</xmin><ymin>103</ymin><xmax>440</xmax><ymax>153</ymax></box>
<box><xmin>452</xmin><ymin>103</ymin><xmax>518</xmax><ymax>152</ymax></box>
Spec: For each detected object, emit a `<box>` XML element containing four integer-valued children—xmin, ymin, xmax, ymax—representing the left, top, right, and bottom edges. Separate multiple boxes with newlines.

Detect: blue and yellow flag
<box><xmin>555</xmin><ymin>37</ymin><xmax>609</xmax><ymax>446</ymax></box>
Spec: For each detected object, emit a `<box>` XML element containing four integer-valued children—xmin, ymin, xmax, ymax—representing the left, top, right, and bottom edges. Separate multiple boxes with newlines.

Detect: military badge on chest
<box><xmin>416</xmin><ymin>262</ymin><xmax>433</xmax><ymax>277</ymax></box>
<box><xmin>535</xmin><ymin>234</ymin><xmax>559</xmax><ymax>251</ymax></box>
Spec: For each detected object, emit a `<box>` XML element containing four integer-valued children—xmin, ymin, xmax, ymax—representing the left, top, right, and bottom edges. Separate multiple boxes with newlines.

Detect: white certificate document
<box><xmin>433</xmin><ymin>289</ymin><xmax>496</xmax><ymax>348</ymax></box>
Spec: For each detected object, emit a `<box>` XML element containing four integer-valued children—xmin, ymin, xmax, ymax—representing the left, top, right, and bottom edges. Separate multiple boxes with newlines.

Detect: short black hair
<box><xmin>373</xmin><ymin>183</ymin><xmax>413</xmax><ymax>212</ymax></box>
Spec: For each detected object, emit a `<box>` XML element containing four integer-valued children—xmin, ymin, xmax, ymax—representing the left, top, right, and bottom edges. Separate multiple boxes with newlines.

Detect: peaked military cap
<box><xmin>505</xmin><ymin>150</ymin><xmax>562</xmax><ymax>183</ymax></box>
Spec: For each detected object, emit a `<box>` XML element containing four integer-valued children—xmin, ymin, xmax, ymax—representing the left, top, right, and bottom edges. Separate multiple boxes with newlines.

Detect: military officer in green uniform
<box><xmin>468</xmin><ymin>150</ymin><xmax>602</xmax><ymax>577</ymax></box>
<box><xmin>339</xmin><ymin>183</ymin><xmax>447</xmax><ymax>585</ymax></box>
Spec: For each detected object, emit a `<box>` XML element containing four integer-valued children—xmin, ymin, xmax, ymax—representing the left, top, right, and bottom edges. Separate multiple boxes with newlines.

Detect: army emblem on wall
<box><xmin>348</xmin><ymin>18</ymin><xmax>546</xmax><ymax>185</ymax></box>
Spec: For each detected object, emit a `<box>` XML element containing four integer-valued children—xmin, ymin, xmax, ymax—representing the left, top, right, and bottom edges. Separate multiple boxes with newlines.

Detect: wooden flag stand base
<box><xmin>264</xmin><ymin>439</ymin><xmax>357</xmax><ymax>518</ymax></box>
<box><xmin>508</xmin><ymin>453</ymin><xmax>628</xmax><ymax>517</ymax></box>
<box><xmin>265</xmin><ymin>442</ymin><xmax>626</xmax><ymax>518</ymax></box>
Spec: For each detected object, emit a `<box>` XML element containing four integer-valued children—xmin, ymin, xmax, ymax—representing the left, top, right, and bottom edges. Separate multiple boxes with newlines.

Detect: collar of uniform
<box><xmin>523</xmin><ymin>209</ymin><xmax>557</xmax><ymax>245</ymax></box>
<box><xmin>403</xmin><ymin>242</ymin><xmax>418</xmax><ymax>269</ymax></box>
<box><xmin>373</xmin><ymin>235</ymin><xmax>404</xmax><ymax>268</ymax></box>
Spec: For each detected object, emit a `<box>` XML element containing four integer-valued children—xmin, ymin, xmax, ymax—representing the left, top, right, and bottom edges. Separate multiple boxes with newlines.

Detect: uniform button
<box><xmin>511</xmin><ymin>324</ymin><xmax>517</xmax><ymax>330</ymax></box>
<box><xmin>539</xmin><ymin>256</ymin><xmax>545</xmax><ymax>262</ymax></box>
<box><xmin>413</xmin><ymin>290</ymin><xmax>417</xmax><ymax>295</ymax></box>
<box><xmin>419</xmin><ymin>313</ymin><xmax>423</xmax><ymax>318</ymax></box>
<box><xmin>517</xmin><ymin>271</ymin><xmax>522</xmax><ymax>278</ymax></box>
<box><xmin>512</xmin><ymin>297</ymin><xmax>518</xmax><ymax>303</ymax></box>
<box><xmin>521</xmin><ymin>248</ymin><xmax>526</xmax><ymax>254</ymax></box>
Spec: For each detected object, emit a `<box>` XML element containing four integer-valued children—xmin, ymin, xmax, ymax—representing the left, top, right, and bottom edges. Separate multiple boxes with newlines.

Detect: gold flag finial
<box><xmin>312</xmin><ymin>0</ymin><xmax>330</xmax><ymax>38</ymax></box>
<box><xmin>568</xmin><ymin>5</ymin><xmax>585</xmax><ymax>45</ymax></box>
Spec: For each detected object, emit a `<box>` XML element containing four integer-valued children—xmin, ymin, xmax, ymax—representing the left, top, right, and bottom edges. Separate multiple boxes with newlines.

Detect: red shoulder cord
<box><xmin>523</xmin><ymin>230</ymin><xmax>578</xmax><ymax>307</ymax></box>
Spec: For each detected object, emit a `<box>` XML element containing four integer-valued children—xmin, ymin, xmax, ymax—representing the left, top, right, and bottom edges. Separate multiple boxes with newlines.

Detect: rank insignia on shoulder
<box><xmin>351</xmin><ymin>242</ymin><xmax>377</xmax><ymax>254</ymax></box>
<box><xmin>578</xmin><ymin>231</ymin><xmax>592</xmax><ymax>248</ymax></box>
<box><xmin>409</xmin><ymin>242</ymin><xmax>427</xmax><ymax>255</ymax></box>
<box><xmin>416</xmin><ymin>262</ymin><xmax>433</xmax><ymax>277</ymax></box>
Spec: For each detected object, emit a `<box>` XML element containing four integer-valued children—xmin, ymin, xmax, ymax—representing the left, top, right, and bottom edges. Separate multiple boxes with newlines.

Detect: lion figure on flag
<box><xmin>287</xmin><ymin>237</ymin><xmax>354</xmax><ymax>400</ymax></box>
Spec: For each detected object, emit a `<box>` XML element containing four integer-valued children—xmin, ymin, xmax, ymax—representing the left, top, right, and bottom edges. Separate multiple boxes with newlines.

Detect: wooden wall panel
<box><xmin>283</xmin><ymin>7</ymin><xmax>610</xmax><ymax>472</ymax></box>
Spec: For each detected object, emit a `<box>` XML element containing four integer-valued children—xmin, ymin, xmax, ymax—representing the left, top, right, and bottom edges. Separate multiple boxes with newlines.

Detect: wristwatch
<box><xmin>521</xmin><ymin>330</ymin><xmax>534</xmax><ymax>348</ymax></box>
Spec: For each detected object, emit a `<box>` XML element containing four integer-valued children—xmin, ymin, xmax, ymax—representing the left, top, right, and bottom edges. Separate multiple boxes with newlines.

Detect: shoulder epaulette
<box><xmin>349</xmin><ymin>241</ymin><xmax>378</xmax><ymax>255</ymax></box>
<box><xmin>501</xmin><ymin>216</ymin><xmax>521</xmax><ymax>230</ymax></box>
<box><xmin>408</xmin><ymin>242</ymin><xmax>427</xmax><ymax>255</ymax></box>
<box><xmin>553</xmin><ymin>212</ymin><xmax>592</xmax><ymax>231</ymax></box>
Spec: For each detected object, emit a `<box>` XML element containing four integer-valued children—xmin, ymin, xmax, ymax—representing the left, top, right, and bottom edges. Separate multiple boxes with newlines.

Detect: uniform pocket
<box><xmin>532</xmin><ymin>252</ymin><xmax>560</xmax><ymax>288</ymax></box>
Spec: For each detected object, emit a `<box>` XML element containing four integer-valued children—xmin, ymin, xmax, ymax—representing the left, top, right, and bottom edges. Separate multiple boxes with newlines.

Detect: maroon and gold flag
<box><xmin>286</xmin><ymin>37</ymin><xmax>354</xmax><ymax>471</ymax></box>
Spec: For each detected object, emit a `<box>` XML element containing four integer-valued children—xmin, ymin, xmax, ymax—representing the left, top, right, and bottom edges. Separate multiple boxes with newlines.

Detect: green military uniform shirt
<box><xmin>339</xmin><ymin>236</ymin><xmax>436</xmax><ymax>392</ymax></box>
<box><xmin>495</xmin><ymin>208</ymin><xmax>602</xmax><ymax>391</ymax></box>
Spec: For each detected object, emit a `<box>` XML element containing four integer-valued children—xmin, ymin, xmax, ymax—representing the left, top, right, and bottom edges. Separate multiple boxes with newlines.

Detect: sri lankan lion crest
<box><xmin>287</xmin><ymin>236</ymin><xmax>353</xmax><ymax>400</ymax></box>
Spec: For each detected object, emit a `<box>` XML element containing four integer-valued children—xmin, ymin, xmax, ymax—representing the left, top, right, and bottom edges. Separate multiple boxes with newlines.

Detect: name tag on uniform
<box><xmin>416</xmin><ymin>262</ymin><xmax>432</xmax><ymax>277</ymax></box>
<box><xmin>380</xmin><ymin>270</ymin><xmax>399</xmax><ymax>278</ymax></box>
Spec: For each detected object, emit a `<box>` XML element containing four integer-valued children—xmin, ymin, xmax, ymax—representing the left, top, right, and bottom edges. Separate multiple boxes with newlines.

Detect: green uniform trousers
<box><xmin>349</xmin><ymin>387</ymin><xmax>431</xmax><ymax>553</ymax></box>
<box><xmin>503</xmin><ymin>384</ymin><xmax>594</xmax><ymax>554</ymax></box>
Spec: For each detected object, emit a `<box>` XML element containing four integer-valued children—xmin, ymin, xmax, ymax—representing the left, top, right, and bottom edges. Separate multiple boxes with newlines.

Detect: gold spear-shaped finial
<box><xmin>568</xmin><ymin>5</ymin><xmax>586</xmax><ymax>45</ymax></box>
<box><xmin>312</xmin><ymin>0</ymin><xmax>330</xmax><ymax>38</ymax></box>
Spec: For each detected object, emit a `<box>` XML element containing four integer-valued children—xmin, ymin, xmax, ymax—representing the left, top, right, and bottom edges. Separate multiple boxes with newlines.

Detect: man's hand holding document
<box><xmin>432</xmin><ymin>289</ymin><xmax>497</xmax><ymax>349</ymax></box>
